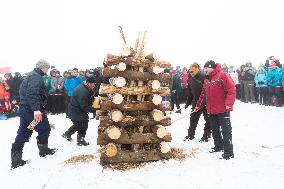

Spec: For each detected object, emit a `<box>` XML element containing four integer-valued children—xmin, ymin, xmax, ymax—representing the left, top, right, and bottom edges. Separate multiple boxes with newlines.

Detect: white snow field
<box><xmin>1</xmin><ymin>101</ymin><xmax>284</xmax><ymax>189</ymax></box>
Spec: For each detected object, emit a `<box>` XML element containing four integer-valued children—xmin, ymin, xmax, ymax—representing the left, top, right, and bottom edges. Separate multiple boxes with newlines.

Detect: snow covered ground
<box><xmin>1</xmin><ymin>101</ymin><xmax>284</xmax><ymax>189</ymax></box>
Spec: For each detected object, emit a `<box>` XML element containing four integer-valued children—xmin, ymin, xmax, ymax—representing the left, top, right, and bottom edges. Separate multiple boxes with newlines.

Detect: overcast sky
<box><xmin>0</xmin><ymin>0</ymin><xmax>283</xmax><ymax>73</ymax></box>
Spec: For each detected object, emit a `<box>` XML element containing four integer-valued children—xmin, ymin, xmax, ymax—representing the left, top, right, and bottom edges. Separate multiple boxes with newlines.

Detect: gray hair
<box><xmin>36</xmin><ymin>59</ymin><xmax>50</xmax><ymax>69</ymax></box>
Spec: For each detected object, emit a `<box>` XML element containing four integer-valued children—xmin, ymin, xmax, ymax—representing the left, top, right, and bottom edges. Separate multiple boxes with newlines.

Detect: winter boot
<box><xmin>11</xmin><ymin>143</ymin><xmax>28</xmax><ymax>169</ymax></box>
<box><xmin>37</xmin><ymin>139</ymin><xmax>57</xmax><ymax>157</ymax></box>
<box><xmin>175</xmin><ymin>109</ymin><xmax>181</xmax><ymax>114</ymax></box>
<box><xmin>221</xmin><ymin>152</ymin><xmax>234</xmax><ymax>160</ymax></box>
<box><xmin>62</xmin><ymin>125</ymin><xmax>77</xmax><ymax>141</ymax></box>
<box><xmin>77</xmin><ymin>134</ymin><xmax>89</xmax><ymax>146</ymax></box>
<box><xmin>209</xmin><ymin>147</ymin><xmax>223</xmax><ymax>153</ymax></box>
<box><xmin>184</xmin><ymin>128</ymin><xmax>195</xmax><ymax>141</ymax></box>
<box><xmin>199</xmin><ymin>132</ymin><xmax>211</xmax><ymax>143</ymax></box>
<box><xmin>199</xmin><ymin>137</ymin><xmax>209</xmax><ymax>142</ymax></box>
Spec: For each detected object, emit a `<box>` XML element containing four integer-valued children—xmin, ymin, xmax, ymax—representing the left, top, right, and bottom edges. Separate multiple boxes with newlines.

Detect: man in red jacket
<box><xmin>195</xmin><ymin>60</ymin><xmax>236</xmax><ymax>159</ymax></box>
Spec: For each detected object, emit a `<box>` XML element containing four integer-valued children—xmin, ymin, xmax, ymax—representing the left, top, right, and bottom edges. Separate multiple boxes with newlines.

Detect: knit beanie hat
<box><xmin>204</xmin><ymin>60</ymin><xmax>216</xmax><ymax>69</ymax></box>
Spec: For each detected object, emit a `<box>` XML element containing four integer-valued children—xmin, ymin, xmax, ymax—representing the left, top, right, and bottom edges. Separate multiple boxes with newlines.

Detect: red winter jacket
<box><xmin>196</xmin><ymin>63</ymin><xmax>236</xmax><ymax>114</ymax></box>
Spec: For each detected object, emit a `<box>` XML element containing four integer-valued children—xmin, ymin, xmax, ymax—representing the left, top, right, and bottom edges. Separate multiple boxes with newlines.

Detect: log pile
<box><xmin>98</xmin><ymin>27</ymin><xmax>172</xmax><ymax>165</ymax></box>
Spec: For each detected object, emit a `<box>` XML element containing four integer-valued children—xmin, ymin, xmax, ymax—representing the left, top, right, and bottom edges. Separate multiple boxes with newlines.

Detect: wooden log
<box><xmin>117</xmin><ymin>62</ymin><xmax>127</xmax><ymax>71</ymax></box>
<box><xmin>100</xmin><ymin>149</ymin><xmax>171</xmax><ymax>165</ymax></box>
<box><xmin>99</xmin><ymin>115</ymin><xmax>171</xmax><ymax>127</ymax></box>
<box><xmin>102</xmin><ymin>68</ymin><xmax>170</xmax><ymax>83</ymax></box>
<box><xmin>113</xmin><ymin>77</ymin><xmax>126</xmax><ymax>87</ymax></box>
<box><xmin>105</xmin><ymin>126</ymin><xmax>121</xmax><ymax>139</ymax></box>
<box><xmin>120</xmin><ymin>47</ymin><xmax>132</xmax><ymax>57</ymax></box>
<box><xmin>97</xmin><ymin>132</ymin><xmax>172</xmax><ymax>145</ymax></box>
<box><xmin>102</xmin><ymin>143</ymin><xmax>118</xmax><ymax>157</ymax></box>
<box><xmin>148</xmin><ymin>80</ymin><xmax>160</xmax><ymax>90</ymax></box>
<box><xmin>111</xmin><ymin>93</ymin><xmax>124</xmax><ymax>104</ymax></box>
<box><xmin>100</xmin><ymin>84</ymin><xmax>170</xmax><ymax>96</ymax></box>
<box><xmin>106</xmin><ymin>54</ymin><xmax>171</xmax><ymax>68</ymax></box>
<box><xmin>110</xmin><ymin>110</ymin><xmax>123</xmax><ymax>122</ymax></box>
<box><xmin>149</xmin><ymin>94</ymin><xmax>162</xmax><ymax>105</ymax></box>
<box><xmin>151</xmin><ymin>66</ymin><xmax>163</xmax><ymax>74</ymax></box>
<box><xmin>160</xmin><ymin>142</ymin><xmax>171</xmax><ymax>153</ymax></box>
<box><xmin>100</xmin><ymin>100</ymin><xmax>171</xmax><ymax>111</ymax></box>
<box><xmin>150</xmin><ymin>109</ymin><xmax>164</xmax><ymax>121</ymax></box>
<box><xmin>152</xmin><ymin>125</ymin><xmax>168</xmax><ymax>138</ymax></box>
<box><xmin>145</xmin><ymin>52</ymin><xmax>159</xmax><ymax>62</ymax></box>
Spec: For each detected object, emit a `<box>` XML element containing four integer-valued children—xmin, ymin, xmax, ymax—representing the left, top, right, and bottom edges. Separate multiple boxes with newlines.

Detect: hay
<box><xmin>64</xmin><ymin>154</ymin><xmax>94</xmax><ymax>164</ymax></box>
<box><xmin>103</xmin><ymin>162</ymin><xmax>146</xmax><ymax>171</ymax></box>
<box><xmin>103</xmin><ymin>147</ymin><xmax>191</xmax><ymax>171</ymax></box>
<box><xmin>170</xmin><ymin>147</ymin><xmax>190</xmax><ymax>161</ymax></box>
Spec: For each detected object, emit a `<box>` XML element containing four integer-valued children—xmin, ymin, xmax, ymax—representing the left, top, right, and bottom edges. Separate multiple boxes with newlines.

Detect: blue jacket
<box><xmin>254</xmin><ymin>67</ymin><xmax>267</xmax><ymax>87</ymax></box>
<box><xmin>267</xmin><ymin>67</ymin><xmax>283</xmax><ymax>87</ymax></box>
<box><xmin>64</xmin><ymin>76</ymin><xmax>83</xmax><ymax>97</ymax></box>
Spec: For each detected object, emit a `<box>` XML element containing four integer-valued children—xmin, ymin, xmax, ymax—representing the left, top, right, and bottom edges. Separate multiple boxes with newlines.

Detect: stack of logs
<box><xmin>98</xmin><ymin>53</ymin><xmax>172</xmax><ymax>165</ymax></box>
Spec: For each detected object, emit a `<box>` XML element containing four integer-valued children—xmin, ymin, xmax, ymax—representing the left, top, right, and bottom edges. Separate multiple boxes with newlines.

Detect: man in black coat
<box><xmin>184</xmin><ymin>63</ymin><xmax>211</xmax><ymax>142</ymax></box>
<box><xmin>62</xmin><ymin>76</ymin><xmax>97</xmax><ymax>146</ymax></box>
<box><xmin>171</xmin><ymin>70</ymin><xmax>182</xmax><ymax>113</ymax></box>
<box><xmin>11</xmin><ymin>60</ymin><xmax>57</xmax><ymax>169</ymax></box>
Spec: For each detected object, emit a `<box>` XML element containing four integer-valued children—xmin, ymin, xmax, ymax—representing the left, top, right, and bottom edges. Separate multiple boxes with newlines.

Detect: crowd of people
<box><xmin>0</xmin><ymin>66</ymin><xmax>104</xmax><ymax>120</ymax></box>
<box><xmin>169</xmin><ymin>55</ymin><xmax>284</xmax><ymax>113</ymax></box>
<box><xmin>1</xmin><ymin>55</ymin><xmax>283</xmax><ymax>168</ymax></box>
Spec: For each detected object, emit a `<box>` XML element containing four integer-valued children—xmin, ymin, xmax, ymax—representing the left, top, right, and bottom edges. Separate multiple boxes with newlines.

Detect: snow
<box><xmin>1</xmin><ymin>101</ymin><xmax>284</xmax><ymax>189</ymax></box>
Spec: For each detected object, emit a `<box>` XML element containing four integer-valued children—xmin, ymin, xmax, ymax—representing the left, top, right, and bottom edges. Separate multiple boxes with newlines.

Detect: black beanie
<box><xmin>86</xmin><ymin>76</ymin><xmax>97</xmax><ymax>83</ymax></box>
<box><xmin>204</xmin><ymin>60</ymin><xmax>216</xmax><ymax>69</ymax></box>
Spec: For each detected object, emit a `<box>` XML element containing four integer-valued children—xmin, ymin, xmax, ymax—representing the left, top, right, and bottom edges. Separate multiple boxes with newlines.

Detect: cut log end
<box><xmin>114</xmin><ymin>77</ymin><xmax>126</xmax><ymax>88</ymax></box>
<box><xmin>153</xmin><ymin>125</ymin><xmax>168</xmax><ymax>138</ymax></box>
<box><xmin>112</xmin><ymin>93</ymin><xmax>124</xmax><ymax>104</ymax></box>
<box><xmin>106</xmin><ymin>126</ymin><xmax>122</xmax><ymax>139</ymax></box>
<box><xmin>160</xmin><ymin>142</ymin><xmax>171</xmax><ymax>154</ymax></box>
<box><xmin>152</xmin><ymin>66</ymin><xmax>162</xmax><ymax>74</ymax></box>
<box><xmin>117</xmin><ymin>62</ymin><xmax>127</xmax><ymax>71</ymax></box>
<box><xmin>151</xmin><ymin>109</ymin><xmax>164</xmax><ymax>121</ymax></box>
<box><xmin>152</xmin><ymin>94</ymin><xmax>162</xmax><ymax>105</ymax></box>
<box><xmin>149</xmin><ymin>80</ymin><xmax>161</xmax><ymax>90</ymax></box>
<box><xmin>104</xmin><ymin>143</ymin><xmax>118</xmax><ymax>157</ymax></box>
<box><xmin>111</xmin><ymin>110</ymin><xmax>123</xmax><ymax>122</ymax></box>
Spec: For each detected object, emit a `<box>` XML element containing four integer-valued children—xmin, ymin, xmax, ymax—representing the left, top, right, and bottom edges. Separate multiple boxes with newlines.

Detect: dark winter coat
<box><xmin>242</xmin><ymin>66</ymin><xmax>255</xmax><ymax>81</ymax></box>
<box><xmin>186</xmin><ymin>71</ymin><xmax>206</xmax><ymax>107</ymax></box>
<box><xmin>196</xmin><ymin>64</ymin><xmax>236</xmax><ymax>115</ymax></box>
<box><xmin>171</xmin><ymin>75</ymin><xmax>182</xmax><ymax>92</ymax></box>
<box><xmin>19</xmin><ymin>68</ymin><xmax>48</xmax><ymax>111</ymax></box>
<box><xmin>68</xmin><ymin>83</ymin><xmax>95</xmax><ymax>121</ymax></box>
<box><xmin>9</xmin><ymin>76</ymin><xmax>23</xmax><ymax>101</ymax></box>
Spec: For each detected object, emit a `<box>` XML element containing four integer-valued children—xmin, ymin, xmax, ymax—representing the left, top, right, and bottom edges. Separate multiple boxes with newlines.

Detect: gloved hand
<box><xmin>172</xmin><ymin>90</ymin><xmax>176</xmax><ymax>94</ymax></box>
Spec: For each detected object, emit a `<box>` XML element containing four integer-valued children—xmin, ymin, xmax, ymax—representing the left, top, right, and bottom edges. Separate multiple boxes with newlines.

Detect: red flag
<box><xmin>0</xmin><ymin>67</ymin><xmax>11</xmax><ymax>74</ymax></box>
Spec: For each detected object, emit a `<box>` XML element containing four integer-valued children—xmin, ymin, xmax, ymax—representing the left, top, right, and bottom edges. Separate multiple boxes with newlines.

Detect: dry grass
<box><xmin>64</xmin><ymin>154</ymin><xmax>94</xmax><ymax>164</ymax></box>
<box><xmin>103</xmin><ymin>162</ymin><xmax>146</xmax><ymax>171</ymax></box>
<box><xmin>170</xmin><ymin>147</ymin><xmax>190</xmax><ymax>161</ymax></box>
